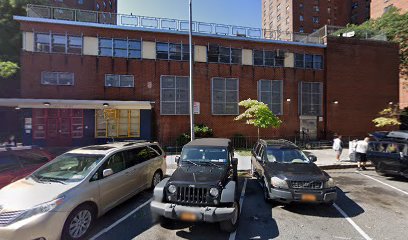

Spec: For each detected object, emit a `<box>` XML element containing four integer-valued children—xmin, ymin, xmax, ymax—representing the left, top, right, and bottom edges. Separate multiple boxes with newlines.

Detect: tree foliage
<box><xmin>0</xmin><ymin>61</ymin><xmax>19</xmax><ymax>78</ymax></box>
<box><xmin>234</xmin><ymin>99</ymin><xmax>282</xmax><ymax>138</ymax></box>
<box><xmin>335</xmin><ymin>7</ymin><xmax>408</xmax><ymax>75</ymax></box>
<box><xmin>372</xmin><ymin>106</ymin><xmax>402</xmax><ymax>127</ymax></box>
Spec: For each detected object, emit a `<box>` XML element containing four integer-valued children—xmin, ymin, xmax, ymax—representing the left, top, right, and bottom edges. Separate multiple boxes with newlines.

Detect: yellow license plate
<box><xmin>301</xmin><ymin>194</ymin><xmax>317</xmax><ymax>202</ymax></box>
<box><xmin>180</xmin><ymin>212</ymin><xmax>197</xmax><ymax>222</ymax></box>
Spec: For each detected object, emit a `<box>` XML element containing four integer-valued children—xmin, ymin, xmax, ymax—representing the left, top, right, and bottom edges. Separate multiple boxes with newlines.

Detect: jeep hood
<box><xmin>169</xmin><ymin>164</ymin><xmax>228</xmax><ymax>185</ymax></box>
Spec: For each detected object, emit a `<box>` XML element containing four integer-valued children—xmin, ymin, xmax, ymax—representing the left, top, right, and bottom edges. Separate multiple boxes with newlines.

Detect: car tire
<box><xmin>61</xmin><ymin>204</ymin><xmax>96</xmax><ymax>240</ymax></box>
<box><xmin>151</xmin><ymin>170</ymin><xmax>163</xmax><ymax>189</ymax></box>
<box><xmin>375</xmin><ymin>165</ymin><xmax>387</xmax><ymax>177</ymax></box>
<box><xmin>219</xmin><ymin>201</ymin><xmax>240</xmax><ymax>233</ymax></box>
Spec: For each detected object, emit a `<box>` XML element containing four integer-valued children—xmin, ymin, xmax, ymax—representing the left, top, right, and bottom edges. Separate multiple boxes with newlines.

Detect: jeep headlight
<box><xmin>168</xmin><ymin>185</ymin><xmax>177</xmax><ymax>194</ymax></box>
<box><xmin>324</xmin><ymin>178</ymin><xmax>336</xmax><ymax>188</ymax></box>
<box><xmin>209</xmin><ymin>188</ymin><xmax>219</xmax><ymax>197</ymax></box>
<box><xmin>11</xmin><ymin>197</ymin><xmax>64</xmax><ymax>224</ymax></box>
<box><xmin>271</xmin><ymin>177</ymin><xmax>289</xmax><ymax>189</ymax></box>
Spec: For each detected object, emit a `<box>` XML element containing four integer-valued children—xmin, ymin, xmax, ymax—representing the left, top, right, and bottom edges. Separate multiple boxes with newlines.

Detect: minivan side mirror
<box><xmin>232</xmin><ymin>158</ymin><xmax>238</xmax><ymax>166</ymax></box>
<box><xmin>103</xmin><ymin>168</ymin><xmax>114</xmax><ymax>178</ymax></box>
<box><xmin>175</xmin><ymin>156</ymin><xmax>180</xmax><ymax>164</ymax></box>
<box><xmin>308</xmin><ymin>155</ymin><xmax>317</xmax><ymax>162</ymax></box>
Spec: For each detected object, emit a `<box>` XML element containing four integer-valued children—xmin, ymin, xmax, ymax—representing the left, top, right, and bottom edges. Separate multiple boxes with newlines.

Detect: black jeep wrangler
<box><xmin>150</xmin><ymin>138</ymin><xmax>240</xmax><ymax>232</ymax></box>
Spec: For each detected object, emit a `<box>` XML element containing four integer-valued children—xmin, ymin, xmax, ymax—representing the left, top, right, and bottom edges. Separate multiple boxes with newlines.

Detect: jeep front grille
<box><xmin>0</xmin><ymin>210</ymin><xmax>24</xmax><ymax>227</ymax></box>
<box><xmin>174</xmin><ymin>186</ymin><xmax>209</xmax><ymax>205</ymax></box>
<box><xmin>290</xmin><ymin>181</ymin><xmax>323</xmax><ymax>190</ymax></box>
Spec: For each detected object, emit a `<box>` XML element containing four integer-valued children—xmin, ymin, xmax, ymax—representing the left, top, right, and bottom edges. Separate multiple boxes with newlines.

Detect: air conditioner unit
<box><xmin>342</xmin><ymin>31</ymin><xmax>355</xmax><ymax>37</ymax></box>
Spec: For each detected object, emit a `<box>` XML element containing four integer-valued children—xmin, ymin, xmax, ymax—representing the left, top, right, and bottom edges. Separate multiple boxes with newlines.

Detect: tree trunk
<box><xmin>257</xmin><ymin>127</ymin><xmax>260</xmax><ymax>140</ymax></box>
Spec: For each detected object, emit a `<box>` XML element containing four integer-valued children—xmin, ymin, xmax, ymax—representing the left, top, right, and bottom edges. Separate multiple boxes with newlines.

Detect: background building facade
<box><xmin>262</xmin><ymin>0</ymin><xmax>371</xmax><ymax>34</ymax></box>
<box><xmin>45</xmin><ymin>0</ymin><xmax>117</xmax><ymax>12</ymax></box>
<box><xmin>370</xmin><ymin>0</ymin><xmax>408</xmax><ymax>19</ymax></box>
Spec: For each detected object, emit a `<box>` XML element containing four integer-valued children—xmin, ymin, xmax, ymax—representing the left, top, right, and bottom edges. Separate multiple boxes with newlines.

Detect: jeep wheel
<box><xmin>219</xmin><ymin>202</ymin><xmax>240</xmax><ymax>233</ymax></box>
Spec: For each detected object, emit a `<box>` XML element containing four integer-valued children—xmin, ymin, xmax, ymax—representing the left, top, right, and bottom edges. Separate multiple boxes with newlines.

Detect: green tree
<box><xmin>234</xmin><ymin>99</ymin><xmax>282</xmax><ymax>139</ymax></box>
<box><xmin>334</xmin><ymin>7</ymin><xmax>408</xmax><ymax>78</ymax></box>
<box><xmin>0</xmin><ymin>0</ymin><xmax>45</xmax><ymax>77</ymax></box>
<box><xmin>372</xmin><ymin>105</ymin><xmax>402</xmax><ymax>127</ymax></box>
<box><xmin>0</xmin><ymin>61</ymin><xmax>19</xmax><ymax>78</ymax></box>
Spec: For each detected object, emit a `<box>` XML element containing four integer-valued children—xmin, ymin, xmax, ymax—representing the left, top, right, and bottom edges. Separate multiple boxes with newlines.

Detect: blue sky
<box><xmin>118</xmin><ymin>0</ymin><xmax>262</xmax><ymax>28</ymax></box>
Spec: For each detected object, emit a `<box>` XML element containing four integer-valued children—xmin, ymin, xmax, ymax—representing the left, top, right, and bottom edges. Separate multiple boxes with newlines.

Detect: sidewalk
<box><xmin>165</xmin><ymin>148</ymin><xmax>370</xmax><ymax>175</ymax></box>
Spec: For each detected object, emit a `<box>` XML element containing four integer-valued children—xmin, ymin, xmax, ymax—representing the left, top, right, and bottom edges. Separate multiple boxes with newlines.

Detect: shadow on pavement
<box><xmin>235</xmin><ymin>178</ymin><xmax>279</xmax><ymax>239</ymax></box>
<box><xmin>281</xmin><ymin>187</ymin><xmax>365</xmax><ymax>218</ymax></box>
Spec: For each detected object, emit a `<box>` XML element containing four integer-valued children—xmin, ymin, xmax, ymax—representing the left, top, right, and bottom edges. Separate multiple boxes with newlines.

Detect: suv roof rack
<box><xmin>262</xmin><ymin>139</ymin><xmax>298</xmax><ymax>148</ymax></box>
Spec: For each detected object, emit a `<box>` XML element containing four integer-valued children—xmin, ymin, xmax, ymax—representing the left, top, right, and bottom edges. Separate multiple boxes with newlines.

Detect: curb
<box><xmin>319</xmin><ymin>163</ymin><xmax>373</xmax><ymax>170</ymax></box>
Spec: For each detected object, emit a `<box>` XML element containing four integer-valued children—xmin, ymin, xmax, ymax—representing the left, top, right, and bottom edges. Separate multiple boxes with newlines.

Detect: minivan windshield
<box><xmin>266</xmin><ymin>148</ymin><xmax>310</xmax><ymax>164</ymax></box>
<box><xmin>180</xmin><ymin>147</ymin><xmax>228</xmax><ymax>165</ymax></box>
<box><xmin>32</xmin><ymin>153</ymin><xmax>104</xmax><ymax>183</ymax></box>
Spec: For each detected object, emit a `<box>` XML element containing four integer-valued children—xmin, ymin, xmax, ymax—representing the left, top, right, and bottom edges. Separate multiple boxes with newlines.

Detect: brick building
<box><xmin>0</xmin><ymin>5</ymin><xmax>399</xmax><ymax>147</ymax></box>
<box><xmin>370</xmin><ymin>0</ymin><xmax>408</xmax><ymax>19</ymax></box>
<box><xmin>262</xmin><ymin>0</ymin><xmax>371</xmax><ymax>34</ymax></box>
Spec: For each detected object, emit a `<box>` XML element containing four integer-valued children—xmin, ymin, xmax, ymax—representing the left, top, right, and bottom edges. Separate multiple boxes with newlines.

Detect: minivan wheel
<box><xmin>62</xmin><ymin>204</ymin><xmax>95</xmax><ymax>240</ymax></box>
<box><xmin>151</xmin><ymin>171</ymin><xmax>162</xmax><ymax>189</ymax></box>
<box><xmin>219</xmin><ymin>202</ymin><xmax>240</xmax><ymax>233</ymax></box>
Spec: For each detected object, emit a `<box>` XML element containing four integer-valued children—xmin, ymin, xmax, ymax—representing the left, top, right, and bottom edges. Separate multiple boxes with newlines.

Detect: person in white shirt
<box><xmin>356</xmin><ymin>137</ymin><xmax>370</xmax><ymax>171</ymax></box>
<box><xmin>332</xmin><ymin>135</ymin><xmax>343</xmax><ymax>161</ymax></box>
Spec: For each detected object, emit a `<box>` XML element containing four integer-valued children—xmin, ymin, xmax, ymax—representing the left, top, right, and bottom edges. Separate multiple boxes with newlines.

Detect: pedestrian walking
<box><xmin>356</xmin><ymin>137</ymin><xmax>370</xmax><ymax>171</ymax></box>
<box><xmin>333</xmin><ymin>135</ymin><xmax>343</xmax><ymax>161</ymax></box>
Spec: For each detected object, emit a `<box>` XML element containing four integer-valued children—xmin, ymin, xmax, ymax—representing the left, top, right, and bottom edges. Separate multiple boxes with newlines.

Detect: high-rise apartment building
<box><xmin>371</xmin><ymin>0</ymin><xmax>408</xmax><ymax>19</ymax></box>
<box><xmin>262</xmin><ymin>0</ymin><xmax>371</xmax><ymax>34</ymax></box>
<box><xmin>46</xmin><ymin>0</ymin><xmax>117</xmax><ymax>12</ymax></box>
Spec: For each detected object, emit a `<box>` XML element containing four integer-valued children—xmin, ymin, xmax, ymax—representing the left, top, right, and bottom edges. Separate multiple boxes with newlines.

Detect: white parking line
<box><xmin>89</xmin><ymin>199</ymin><xmax>152</xmax><ymax>240</ymax></box>
<box><xmin>356</xmin><ymin>172</ymin><xmax>408</xmax><ymax>196</ymax></box>
<box><xmin>228</xmin><ymin>178</ymin><xmax>248</xmax><ymax>240</ymax></box>
<box><xmin>333</xmin><ymin>203</ymin><xmax>372</xmax><ymax>240</ymax></box>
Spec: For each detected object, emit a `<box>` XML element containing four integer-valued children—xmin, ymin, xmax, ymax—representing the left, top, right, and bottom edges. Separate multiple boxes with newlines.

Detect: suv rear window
<box><xmin>150</xmin><ymin>145</ymin><xmax>163</xmax><ymax>155</ymax></box>
<box><xmin>368</xmin><ymin>142</ymin><xmax>406</xmax><ymax>154</ymax></box>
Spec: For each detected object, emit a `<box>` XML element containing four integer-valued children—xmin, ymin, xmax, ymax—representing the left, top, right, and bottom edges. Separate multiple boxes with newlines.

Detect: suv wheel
<box><xmin>151</xmin><ymin>171</ymin><xmax>162</xmax><ymax>189</ymax></box>
<box><xmin>62</xmin><ymin>204</ymin><xmax>95</xmax><ymax>240</ymax></box>
<box><xmin>219</xmin><ymin>202</ymin><xmax>240</xmax><ymax>233</ymax></box>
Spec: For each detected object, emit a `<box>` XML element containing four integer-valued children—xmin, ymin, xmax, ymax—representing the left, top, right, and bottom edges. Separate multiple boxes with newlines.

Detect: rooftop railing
<box><xmin>25</xmin><ymin>4</ymin><xmax>324</xmax><ymax>45</ymax></box>
<box><xmin>25</xmin><ymin>5</ymin><xmax>387</xmax><ymax>45</ymax></box>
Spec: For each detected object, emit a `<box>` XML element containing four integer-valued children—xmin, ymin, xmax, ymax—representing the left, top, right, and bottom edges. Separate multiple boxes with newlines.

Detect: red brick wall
<box><xmin>325</xmin><ymin>36</ymin><xmax>400</xmax><ymax>137</ymax></box>
<box><xmin>371</xmin><ymin>0</ymin><xmax>408</xmax><ymax>19</ymax></box>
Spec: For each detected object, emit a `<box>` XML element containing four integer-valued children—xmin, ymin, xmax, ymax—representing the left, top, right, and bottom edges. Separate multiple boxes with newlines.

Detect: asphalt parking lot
<box><xmin>86</xmin><ymin>168</ymin><xmax>408</xmax><ymax>240</ymax></box>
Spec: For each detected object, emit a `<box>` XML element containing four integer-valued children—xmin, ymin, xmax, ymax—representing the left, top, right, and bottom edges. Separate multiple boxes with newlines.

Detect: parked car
<box><xmin>368</xmin><ymin>131</ymin><xmax>408</xmax><ymax>179</ymax></box>
<box><xmin>150</xmin><ymin>138</ymin><xmax>240</xmax><ymax>232</ymax></box>
<box><xmin>251</xmin><ymin>139</ymin><xmax>337</xmax><ymax>205</ymax></box>
<box><xmin>0</xmin><ymin>141</ymin><xmax>166</xmax><ymax>240</ymax></box>
<box><xmin>0</xmin><ymin>146</ymin><xmax>53</xmax><ymax>189</ymax></box>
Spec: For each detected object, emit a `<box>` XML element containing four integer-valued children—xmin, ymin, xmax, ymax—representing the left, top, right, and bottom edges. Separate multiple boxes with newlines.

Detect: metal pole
<box><xmin>189</xmin><ymin>0</ymin><xmax>195</xmax><ymax>140</ymax></box>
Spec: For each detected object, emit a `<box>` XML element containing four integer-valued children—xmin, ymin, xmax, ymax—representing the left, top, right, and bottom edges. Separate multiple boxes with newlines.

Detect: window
<box><xmin>41</xmin><ymin>72</ymin><xmax>74</xmax><ymax>86</ymax></box>
<box><xmin>35</xmin><ymin>33</ymin><xmax>82</xmax><ymax>54</ymax></box>
<box><xmin>212</xmin><ymin>77</ymin><xmax>239</xmax><ymax>115</ymax></box>
<box><xmin>160</xmin><ymin>75</ymin><xmax>189</xmax><ymax>115</ymax></box>
<box><xmin>258</xmin><ymin>80</ymin><xmax>283</xmax><ymax>115</ymax></box>
<box><xmin>105</xmin><ymin>74</ymin><xmax>134</xmax><ymax>88</ymax></box>
<box><xmin>312</xmin><ymin>17</ymin><xmax>319</xmax><ymax>24</ymax></box>
<box><xmin>253</xmin><ymin>50</ymin><xmax>285</xmax><ymax>67</ymax></box>
<box><xmin>313</xmin><ymin>6</ymin><xmax>320</xmax><ymax>12</ymax></box>
<box><xmin>99</xmin><ymin>38</ymin><xmax>141</xmax><ymax>58</ymax></box>
<box><xmin>35</xmin><ymin>33</ymin><xmax>50</xmax><ymax>52</ymax></box>
<box><xmin>95</xmin><ymin>109</ymin><xmax>140</xmax><ymax>138</ymax></box>
<box><xmin>105</xmin><ymin>153</ymin><xmax>126</xmax><ymax>174</ymax></box>
<box><xmin>208</xmin><ymin>45</ymin><xmax>242</xmax><ymax>64</ymax></box>
<box><xmin>156</xmin><ymin>42</ymin><xmax>190</xmax><ymax>61</ymax></box>
<box><xmin>299</xmin><ymin>82</ymin><xmax>322</xmax><ymax>116</ymax></box>
<box><xmin>294</xmin><ymin>54</ymin><xmax>323</xmax><ymax>70</ymax></box>
<box><xmin>299</xmin><ymin>3</ymin><xmax>304</xmax><ymax>9</ymax></box>
<box><xmin>299</xmin><ymin>27</ymin><xmax>304</xmax><ymax>33</ymax></box>
<box><xmin>300</xmin><ymin>15</ymin><xmax>304</xmax><ymax>21</ymax></box>
<box><xmin>78</xmin><ymin>0</ymin><xmax>84</xmax><ymax>4</ymax></box>
<box><xmin>352</xmin><ymin>2</ymin><xmax>359</xmax><ymax>9</ymax></box>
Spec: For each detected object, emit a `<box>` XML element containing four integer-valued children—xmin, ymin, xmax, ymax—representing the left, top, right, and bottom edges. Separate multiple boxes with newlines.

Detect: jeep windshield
<box><xmin>266</xmin><ymin>148</ymin><xmax>310</xmax><ymax>164</ymax></box>
<box><xmin>180</xmin><ymin>147</ymin><xmax>228</xmax><ymax>165</ymax></box>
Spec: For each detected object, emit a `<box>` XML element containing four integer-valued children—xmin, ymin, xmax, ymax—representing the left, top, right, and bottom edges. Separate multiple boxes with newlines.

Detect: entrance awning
<box><xmin>0</xmin><ymin>98</ymin><xmax>153</xmax><ymax>110</ymax></box>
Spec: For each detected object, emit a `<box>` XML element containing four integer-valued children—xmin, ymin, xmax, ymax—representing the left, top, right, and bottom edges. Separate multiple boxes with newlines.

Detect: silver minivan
<box><xmin>0</xmin><ymin>141</ymin><xmax>166</xmax><ymax>240</ymax></box>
